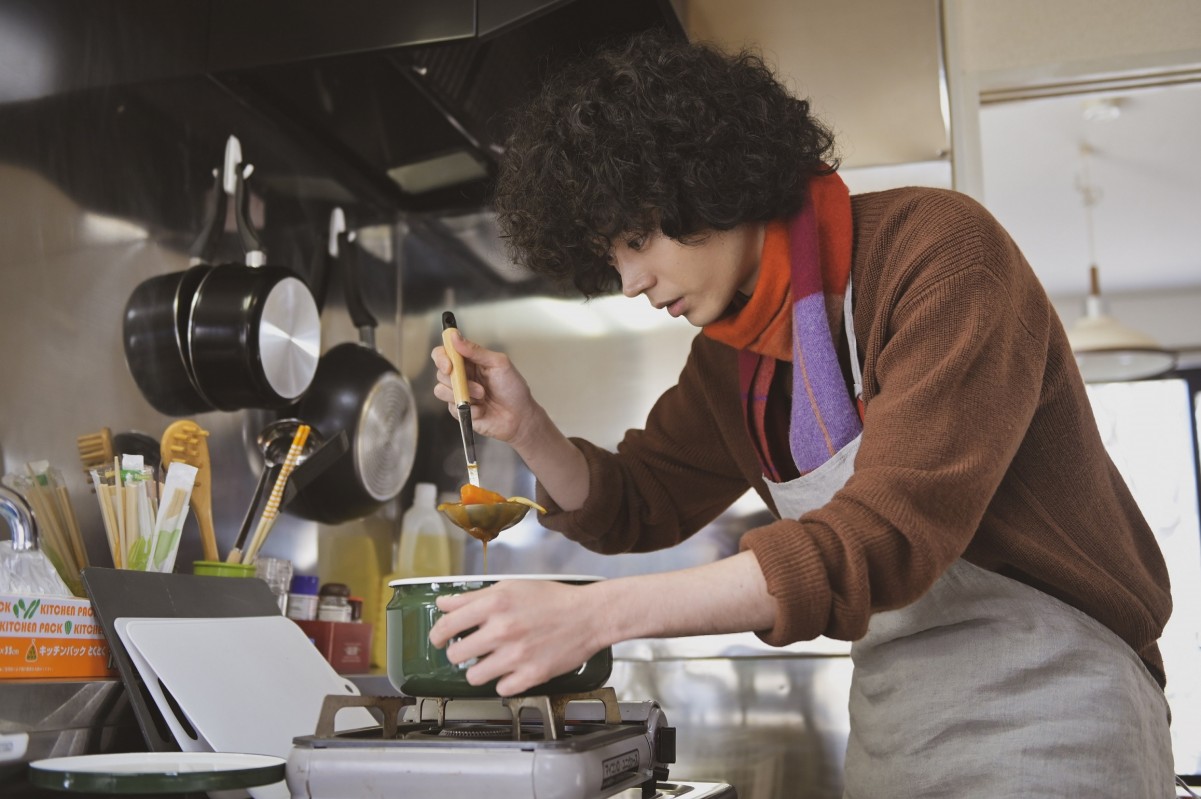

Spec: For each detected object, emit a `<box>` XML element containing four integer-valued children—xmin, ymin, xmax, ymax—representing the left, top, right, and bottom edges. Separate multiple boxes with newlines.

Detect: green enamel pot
<box><xmin>385</xmin><ymin>574</ymin><xmax>611</xmax><ymax>697</ymax></box>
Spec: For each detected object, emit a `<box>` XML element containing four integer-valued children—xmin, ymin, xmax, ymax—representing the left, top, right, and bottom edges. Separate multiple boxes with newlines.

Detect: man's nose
<box><xmin>619</xmin><ymin>266</ymin><xmax>649</xmax><ymax>298</ymax></box>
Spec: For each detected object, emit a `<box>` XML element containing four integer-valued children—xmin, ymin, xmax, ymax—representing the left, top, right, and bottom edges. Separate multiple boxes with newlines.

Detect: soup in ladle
<box><xmin>437</xmin><ymin>485</ymin><xmax>546</xmax><ymax>572</ymax></box>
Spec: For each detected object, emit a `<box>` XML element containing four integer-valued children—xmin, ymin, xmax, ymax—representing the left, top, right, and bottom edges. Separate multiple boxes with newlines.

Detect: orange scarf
<box><xmin>703</xmin><ymin>172</ymin><xmax>858</xmax><ymax>480</ymax></box>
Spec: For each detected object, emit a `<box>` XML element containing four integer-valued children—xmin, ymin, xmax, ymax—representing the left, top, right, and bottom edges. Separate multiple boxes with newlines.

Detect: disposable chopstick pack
<box><xmin>151</xmin><ymin>462</ymin><xmax>197</xmax><ymax>574</ymax></box>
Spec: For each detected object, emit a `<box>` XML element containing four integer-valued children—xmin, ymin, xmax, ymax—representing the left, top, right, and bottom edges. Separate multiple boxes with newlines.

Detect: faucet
<box><xmin>0</xmin><ymin>484</ymin><xmax>37</xmax><ymax>551</ymax></box>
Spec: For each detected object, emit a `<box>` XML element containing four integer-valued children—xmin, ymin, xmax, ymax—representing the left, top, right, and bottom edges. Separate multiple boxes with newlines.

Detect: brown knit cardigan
<box><xmin>537</xmin><ymin>187</ymin><xmax>1172</xmax><ymax>686</ymax></box>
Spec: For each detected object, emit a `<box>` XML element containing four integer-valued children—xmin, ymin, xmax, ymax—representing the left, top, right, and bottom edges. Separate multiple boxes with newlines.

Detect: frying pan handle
<box><xmin>188</xmin><ymin>167</ymin><xmax>227</xmax><ymax>266</ymax></box>
<box><xmin>339</xmin><ymin>230</ymin><xmax>379</xmax><ymax>342</ymax></box>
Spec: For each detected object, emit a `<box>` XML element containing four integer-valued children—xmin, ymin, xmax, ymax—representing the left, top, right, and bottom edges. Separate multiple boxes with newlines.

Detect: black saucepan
<box><xmin>186</xmin><ymin>164</ymin><xmax>321</xmax><ymax>412</ymax></box>
<box><xmin>122</xmin><ymin>168</ymin><xmax>225</xmax><ymax>416</ymax></box>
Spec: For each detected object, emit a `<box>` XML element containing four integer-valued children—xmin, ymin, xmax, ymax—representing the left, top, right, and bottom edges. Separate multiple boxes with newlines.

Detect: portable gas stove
<box><xmin>286</xmin><ymin>687</ymin><xmax>736</xmax><ymax>799</ymax></box>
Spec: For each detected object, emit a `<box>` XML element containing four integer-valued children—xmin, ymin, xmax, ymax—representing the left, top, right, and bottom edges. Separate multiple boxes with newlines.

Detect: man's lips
<box><xmin>653</xmin><ymin>297</ymin><xmax>684</xmax><ymax>316</ymax></box>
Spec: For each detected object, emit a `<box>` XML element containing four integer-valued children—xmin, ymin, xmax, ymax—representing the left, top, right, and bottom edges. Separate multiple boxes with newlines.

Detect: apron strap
<box><xmin>844</xmin><ymin>276</ymin><xmax>862</xmax><ymax>402</ymax></box>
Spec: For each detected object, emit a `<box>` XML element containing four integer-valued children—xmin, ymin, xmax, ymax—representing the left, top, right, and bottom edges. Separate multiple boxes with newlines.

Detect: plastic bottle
<box><xmin>396</xmin><ymin>484</ymin><xmax>453</xmax><ymax>578</ymax></box>
<box><xmin>286</xmin><ymin>574</ymin><xmax>320</xmax><ymax>621</ymax></box>
<box><xmin>371</xmin><ymin>483</ymin><xmax>452</xmax><ymax>669</ymax></box>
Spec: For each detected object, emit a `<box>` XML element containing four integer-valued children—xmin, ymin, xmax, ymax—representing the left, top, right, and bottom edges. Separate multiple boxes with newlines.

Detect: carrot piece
<box><xmin>460</xmin><ymin>484</ymin><xmax>507</xmax><ymax>505</ymax></box>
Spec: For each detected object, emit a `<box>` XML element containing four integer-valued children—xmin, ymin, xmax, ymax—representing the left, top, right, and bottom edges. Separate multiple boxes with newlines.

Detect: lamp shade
<box><xmin>1067</xmin><ymin>291</ymin><xmax>1176</xmax><ymax>383</ymax></box>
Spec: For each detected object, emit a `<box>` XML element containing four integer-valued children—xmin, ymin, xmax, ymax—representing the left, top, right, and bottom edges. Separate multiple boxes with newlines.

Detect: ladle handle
<box><xmin>441</xmin><ymin>312</ymin><xmax>471</xmax><ymax>407</ymax></box>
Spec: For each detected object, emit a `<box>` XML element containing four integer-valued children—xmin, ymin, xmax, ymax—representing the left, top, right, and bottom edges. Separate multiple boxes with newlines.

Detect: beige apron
<box><xmin>763</xmin><ymin>282</ymin><xmax>1175</xmax><ymax>797</ymax></box>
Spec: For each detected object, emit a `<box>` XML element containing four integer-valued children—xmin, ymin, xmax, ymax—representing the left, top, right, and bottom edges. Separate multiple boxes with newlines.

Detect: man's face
<box><xmin>609</xmin><ymin>223</ymin><xmax>764</xmax><ymax>327</ymax></box>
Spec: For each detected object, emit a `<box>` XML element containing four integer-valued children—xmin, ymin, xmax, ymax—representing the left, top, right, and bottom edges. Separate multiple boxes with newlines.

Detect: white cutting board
<box><xmin>115</xmin><ymin>616</ymin><xmax>376</xmax><ymax>761</ymax></box>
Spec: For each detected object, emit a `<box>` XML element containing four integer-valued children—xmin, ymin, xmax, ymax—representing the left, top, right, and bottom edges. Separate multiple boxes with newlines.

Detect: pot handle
<box><xmin>233</xmin><ymin>163</ymin><xmax>266</xmax><ymax>267</ymax></box>
<box><xmin>574</xmin><ymin>645</ymin><xmax>614</xmax><ymax>686</ymax></box>
<box><xmin>220</xmin><ymin>134</ymin><xmax>267</xmax><ymax>267</ymax></box>
<box><xmin>187</xmin><ymin>167</ymin><xmax>227</xmax><ymax>267</ymax></box>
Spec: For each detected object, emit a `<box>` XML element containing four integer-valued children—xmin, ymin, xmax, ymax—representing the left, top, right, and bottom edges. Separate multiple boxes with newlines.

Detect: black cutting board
<box><xmin>82</xmin><ymin>567</ymin><xmax>280</xmax><ymax>753</ymax></box>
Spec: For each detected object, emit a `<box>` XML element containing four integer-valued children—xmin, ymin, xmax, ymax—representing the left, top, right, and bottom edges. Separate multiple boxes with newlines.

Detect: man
<box><xmin>430</xmin><ymin>30</ymin><xmax>1174</xmax><ymax>796</ymax></box>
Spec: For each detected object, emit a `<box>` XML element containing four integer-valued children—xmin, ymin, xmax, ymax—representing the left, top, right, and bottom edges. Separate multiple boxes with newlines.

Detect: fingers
<box><xmin>430</xmin><ymin>343</ymin><xmax>450</xmax><ymax>374</ymax></box>
<box><xmin>431</xmin><ymin>334</ymin><xmax>489</xmax><ymax>403</ymax></box>
<box><xmin>431</xmin><ymin>330</ymin><xmax>473</xmax><ymax>370</ymax></box>
<box><xmin>428</xmin><ymin>587</ymin><xmax>540</xmax><ymax>693</ymax></box>
<box><xmin>427</xmin><ymin>583</ymin><xmax>598</xmax><ymax>696</ymax></box>
<box><xmin>429</xmin><ymin>590</ymin><xmax>489</xmax><ymax>647</ymax></box>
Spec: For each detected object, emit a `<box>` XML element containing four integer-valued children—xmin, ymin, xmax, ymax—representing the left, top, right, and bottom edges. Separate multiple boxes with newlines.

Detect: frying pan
<box><xmin>122</xmin><ymin>167</ymin><xmax>225</xmax><ymax>416</ymax></box>
<box><xmin>186</xmin><ymin>157</ymin><xmax>322</xmax><ymax>412</ymax></box>
<box><xmin>288</xmin><ymin>213</ymin><xmax>417</xmax><ymax>524</ymax></box>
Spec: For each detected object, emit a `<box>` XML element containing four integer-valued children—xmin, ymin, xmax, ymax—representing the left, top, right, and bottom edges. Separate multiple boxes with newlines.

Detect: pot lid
<box><xmin>258</xmin><ymin>276</ymin><xmax>322</xmax><ymax>400</ymax></box>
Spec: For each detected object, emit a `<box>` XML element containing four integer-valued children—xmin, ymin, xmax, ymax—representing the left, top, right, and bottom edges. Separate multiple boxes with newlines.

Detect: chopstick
<box><xmin>237</xmin><ymin>424</ymin><xmax>310</xmax><ymax>564</ymax></box>
<box><xmin>90</xmin><ymin>469</ymin><xmax>120</xmax><ymax>566</ymax></box>
<box><xmin>90</xmin><ymin>458</ymin><xmax>160</xmax><ymax>570</ymax></box>
<box><xmin>16</xmin><ymin>462</ymin><xmax>90</xmax><ymax>594</ymax></box>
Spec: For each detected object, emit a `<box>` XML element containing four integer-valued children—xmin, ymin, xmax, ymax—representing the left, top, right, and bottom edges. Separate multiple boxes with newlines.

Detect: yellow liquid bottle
<box><xmin>371</xmin><ymin>483</ymin><xmax>452</xmax><ymax>670</ymax></box>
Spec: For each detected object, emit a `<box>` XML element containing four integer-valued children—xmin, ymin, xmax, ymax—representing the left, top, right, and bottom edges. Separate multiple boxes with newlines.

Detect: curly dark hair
<box><xmin>493</xmin><ymin>29</ymin><xmax>838</xmax><ymax>297</ymax></box>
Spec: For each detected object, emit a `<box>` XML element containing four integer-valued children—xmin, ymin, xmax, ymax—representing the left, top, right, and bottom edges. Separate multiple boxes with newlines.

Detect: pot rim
<box><xmin>387</xmin><ymin>573</ymin><xmax>603</xmax><ymax>587</ymax></box>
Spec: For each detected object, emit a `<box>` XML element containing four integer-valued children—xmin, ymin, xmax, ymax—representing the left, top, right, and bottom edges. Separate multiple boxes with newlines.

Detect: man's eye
<box><xmin>627</xmin><ymin>235</ymin><xmax>644</xmax><ymax>251</ymax></box>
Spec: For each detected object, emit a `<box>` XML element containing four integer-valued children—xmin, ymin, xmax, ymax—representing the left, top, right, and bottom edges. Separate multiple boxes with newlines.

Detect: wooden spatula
<box><xmin>160</xmin><ymin>420</ymin><xmax>218</xmax><ymax>562</ymax></box>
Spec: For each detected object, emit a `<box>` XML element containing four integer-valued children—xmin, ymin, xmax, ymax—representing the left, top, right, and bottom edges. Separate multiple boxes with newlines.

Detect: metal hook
<box><xmin>328</xmin><ymin>208</ymin><xmax>346</xmax><ymax>258</ymax></box>
<box><xmin>222</xmin><ymin>135</ymin><xmax>243</xmax><ymax>197</ymax></box>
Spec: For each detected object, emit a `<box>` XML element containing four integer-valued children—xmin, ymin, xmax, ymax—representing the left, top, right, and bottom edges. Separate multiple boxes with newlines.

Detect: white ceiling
<box><xmin>978</xmin><ymin>82</ymin><xmax>1201</xmax><ymax>299</ymax></box>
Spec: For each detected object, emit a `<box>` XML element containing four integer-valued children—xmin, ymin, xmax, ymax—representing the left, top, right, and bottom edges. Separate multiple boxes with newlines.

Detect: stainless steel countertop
<box><xmin>0</xmin><ymin>679</ymin><xmax>140</xmax><ymax>791</ymax></box>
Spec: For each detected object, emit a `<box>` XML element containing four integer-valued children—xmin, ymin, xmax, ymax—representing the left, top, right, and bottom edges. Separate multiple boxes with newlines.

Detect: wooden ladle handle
<box><xmin>441</xmin><ymin>312</ymin><xmax>470</xmax><ymax>406</ymax></box>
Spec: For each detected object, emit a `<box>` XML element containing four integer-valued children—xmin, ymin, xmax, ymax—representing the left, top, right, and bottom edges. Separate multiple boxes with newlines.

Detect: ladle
<box><xmin>436</xmin><ymin>501</ymin><xmax>532</xmax><ymax>543</ymax></box>
<box><xmin>232</xmin><ymin>418</ymin><xmax>323</xmax><ymax>556</ymax></box>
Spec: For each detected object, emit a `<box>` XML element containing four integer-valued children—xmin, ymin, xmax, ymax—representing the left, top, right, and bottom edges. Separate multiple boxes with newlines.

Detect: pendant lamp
<box><xmin>1064</xmin><ymin>144</ymin><xmax>1176</xmax><ymax>383</ymax></box>
<box><xmin>1067</xmin><ymin>266</ymin><xmax>1176</xmax><ymax>382</ymax></box>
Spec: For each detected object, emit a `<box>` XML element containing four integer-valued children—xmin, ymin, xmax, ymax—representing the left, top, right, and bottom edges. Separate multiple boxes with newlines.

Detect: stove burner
<box><xmin>437</xmin><ymin>724</ymin><xmax>509</xmax><ymax>740</ymax></box>
<box><xmin>430</xmin><ymin>723</ymin><xmax>543</xmax><ymax>740</ymax></box>
<box><xmin>312</xmin><ymin>688</ymin><xmax>627</xmax><ymax>743</ymax></box>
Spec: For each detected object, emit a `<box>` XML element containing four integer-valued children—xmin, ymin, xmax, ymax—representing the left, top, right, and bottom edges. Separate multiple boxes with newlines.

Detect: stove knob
<box><xmin>655</xmin><ymin>726</ymin><xmax>677</xmax><ymax>764</ymax></box>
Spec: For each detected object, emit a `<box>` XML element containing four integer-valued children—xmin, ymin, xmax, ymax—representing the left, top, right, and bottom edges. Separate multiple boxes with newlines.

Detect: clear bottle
<box><xmin>372</xmin><ymin>483</ymin><xmax>452</xmax><ymax>669</ymax></box>
<box><xmin>255</xmin><ymin>557</ymin><xmax>293</xmax><ymax>614</ymax></box>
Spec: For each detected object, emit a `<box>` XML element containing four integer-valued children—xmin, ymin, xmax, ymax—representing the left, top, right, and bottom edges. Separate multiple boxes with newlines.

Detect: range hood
<box><xmin>0</xmin><ymin>0</ymin><xmax>681</xmax><ymax>219</ymax></box>
<box><xmin>0</xmin><ymin>0</ymin><xmax>680</xmax><ymax>304</ymax></box>
<box><xmin>206</xmin><ymin>0</ymin><xmax>685</xmax><ymax>215</ymax></box>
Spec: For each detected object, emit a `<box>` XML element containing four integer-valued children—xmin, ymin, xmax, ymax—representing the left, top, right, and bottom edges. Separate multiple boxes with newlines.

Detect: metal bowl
<box><xmin>385</xmin><ymin>574</ymin><xmax>611</xmax><ymax>697</ymax></box>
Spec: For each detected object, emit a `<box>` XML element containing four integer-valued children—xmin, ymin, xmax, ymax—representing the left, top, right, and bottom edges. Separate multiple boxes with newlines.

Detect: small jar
<box><xmin>317</xmin><ymin>582</ymin><xmax>352</xmax><ymax>623</ymax></box>
<box><xmin>286</xmin><ymin>574</ymin><xmax>320</xmax><ymax>621</ymax></box>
